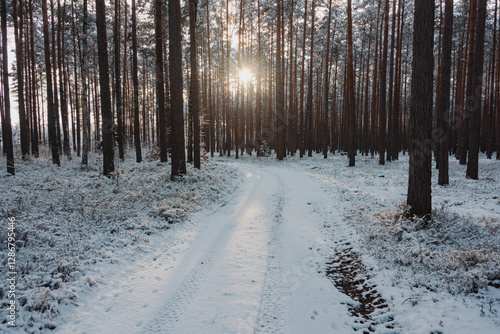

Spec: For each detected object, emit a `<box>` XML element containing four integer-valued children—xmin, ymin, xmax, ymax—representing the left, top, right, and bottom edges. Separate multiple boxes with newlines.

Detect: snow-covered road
<box><xmin>56</xmin><ymin>163</ymin><xmax>370</xmax><ymax>334</ymax></box>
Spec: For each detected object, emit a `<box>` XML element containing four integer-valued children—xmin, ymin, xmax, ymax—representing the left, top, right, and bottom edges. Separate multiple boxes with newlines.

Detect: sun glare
<box><xmin>239</xmin><ymin>68</ymin><xmax>252</xmax><ymax>82</ymax></box>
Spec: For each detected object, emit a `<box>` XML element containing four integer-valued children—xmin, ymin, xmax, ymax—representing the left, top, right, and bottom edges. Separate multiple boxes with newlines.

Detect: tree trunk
<box><xmin>155</xmin><ymin>0</ymin><xmax>168</xmax><ymax>162</ymax></box>
<box><xmin>407</xmin><ymin>0</ymin><xmax>434</xmax><ymax>218</ymax></box>
<box><xmin>466</xmin><ymin>0</ymin><xmax>487</xmax><ymax>179</ymax></box>
<box><xmin>379</xmin><ymin>0</ymin><xmax>389</xmax><ymax>165</ymax></box>
<box><xmin>276</xmin><ymin>0</ymin><xmax>286</xmax><ymax>160</ymax></box>
<box><xmin>305</xmin><ymin>0</ymin><xmax>315</xmax><ymax>158</ymax></box>
<box><xmin>58</xmin><ymin>0</ymin><xmax>71</xmax><ymax>160</ymax></box>
<box><xmin>323</xmin><ymin>0</ymin><xmax>332</xmax><ymax>159</ymax></box>
<box><xmin>346</xmin><ymin>0</ymin><xmax>356</xmax><ymax>167</ymax></box>
<box><xmin>115</xmin><ymin>0</ymin><xmax>125</xmax><ymax>161</ymax></box>
<box><xmin>132</xmin><ymin>0</ymin><xmax>142</xmax><ymax>162</ymax></box>
<box><xmin>437</xmin><ymin>0</ymin><xmax>453</xmax><ymax>185</ymax></box>
<box><xmin>12</xmin><ymin>0</ymin><xmax>30</xmax><ymax>159</ymax></box>
<box><xmin>81</xmin><ymin>0</ymin><xmax>89</xmax><ymax>165</ymax></box>
<box><xmin>169</xmin><ymin>0</ymin><xmax>186</xmax><ymax>179</ymax></box>
<box><xmin>41</xmin><ymin>0</ymin><xmax>60</xmax><ymax>166</ymax></box>
<box><xmin>1</xmin><ymin>0</ymin><xmax>15</xmax><ymax>174</ymax></box>
<box><xmin>96</xmin><ymin>0</ymin><xmax>114</xmax><ymax>176</ymax></box>
<box><xmin>190</xmin><ymin>0</ymin><xmax>201</xmax><ymax>168</ymax></box>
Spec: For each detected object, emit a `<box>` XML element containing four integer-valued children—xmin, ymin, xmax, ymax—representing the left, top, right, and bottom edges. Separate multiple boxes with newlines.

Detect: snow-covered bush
<box><xmin>360</xmin><ymin>203</ymin><xmax>500</xmax><ymax>295</ymax></box>
<box><xmin>0</xmin><ymin>152</ymin><xmax>240</xmax><ymax>332</ymax></box>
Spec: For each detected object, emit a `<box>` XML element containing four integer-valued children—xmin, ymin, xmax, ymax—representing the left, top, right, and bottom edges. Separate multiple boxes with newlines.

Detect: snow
<box><xmin>1</xmin><ymin>150</ymin><xmax>499</xmax><ymax>333</ymax></box>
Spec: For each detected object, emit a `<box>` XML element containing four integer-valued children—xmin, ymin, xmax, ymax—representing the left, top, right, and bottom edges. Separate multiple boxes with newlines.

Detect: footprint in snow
<box><xmin>155</xmin><ymin>276</ymin><xmax>161</xmax><ymax>281</ymax></box>
<box><xmin>152</xmin><ymin>289</ymin><xmax>159</xmax><ymax>293</ymax></box>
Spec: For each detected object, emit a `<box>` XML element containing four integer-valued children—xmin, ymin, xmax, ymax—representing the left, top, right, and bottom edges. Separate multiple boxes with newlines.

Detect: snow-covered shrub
<box><xmin>0</xmin><ymin>152</ymin><xmax>240</xmax><ymax>332</ymax></box>
<box><xmin>359</xmin><ymin>202</ymin><xmax>500</xmax><ymax>295</ymax></box>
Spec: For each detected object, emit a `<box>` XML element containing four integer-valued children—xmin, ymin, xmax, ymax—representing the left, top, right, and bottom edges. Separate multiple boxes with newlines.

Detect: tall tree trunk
<box><xmin>407</xmin><ymin>0</ymin><xmax>434</xmax><ymax>218</ymax></box>
<box><xmin>299</xmin><ymin>0</ymin><xmax>308</xmax><ymax>158</ymax></box>
<box><xmin>379</xmin><ymin>0</ymin><xmax>389</xmax><ymax>165</ymax></box>
<box><xmin>276</xmin><ymin>0</ymin><xmax>286</xmax><ymax>160</ymax></box>
<box><xmin>323</xmin><ymin>0</ymin><xmax>333</xmax><ymax>159</ymax></box>
<box><xmin>437</xmin><ymin>0</ymin><xmax>453</xmax><ymax>185</ymax></box>
<box><xmin>28</xmin><ymin>0</ymin><xmax>38</xmax><ymax>157</ymax></box>
<box><xmin>169</xmin><ymin>0</ymin><xmax>186</xmax><ymax>178</ymax></box>
<box><xmin>12</xmin><ymin>0</ymin><xmax>30</xmax><ymax>159</ymax></box>
<box><xmin>41</xmin><ymin>0</ymin><xmax>60</xmax><ymax>166</ymax></box>
<box><xmin>81</xmin><ymin>0</ymin><xmax>89</xmax><ymax>165</ymax></box>
<box><xmin>156</xmin><ymin>0</ymin><xmax>168</xmax><ymax>162</ymax></box>
<box><xmin>132</xmin><ymin>0</ymin><xmax>142</xmax><ymax>162</ymax></box>
<box><xmin>1</xmin><ymin>0</ymin><xmax>15</xmax><ymax>174</ymax></box>
<box><xmin>466</xmin><ymin>0</ymin><xmax>487</xmax><ymax>179</ymax></box>
<box><xmin>71</xmin><ymin>0</ymin><xmax>79</xmax><ymax>157</ymax></box>
<box><xmin>190</xmin><ymin>0</ymin><xmax>201</xmax><ymax>168</ymax></box>
<box><xmin>58</xmin><ymin>0</ymin><xmax>71</xmax><ymax>160</ymax></box>
<box><xmin>346</xmin><ymin>0</ymin><xmax>356</xmax><ymax>167</ymax></box>
<box><xmin>305</xmin><ymin>0</ymin><xmax>315</xmax><ymax>157</ymax></box>
<box><xmin>115</xmin><ymin>0</ymin><xmax>125</xmax><ymax>160</ymax></box>
<box><xmin>256</xmin><ymin>0</ymin><xmax>263</xmax><ymax>156</ymax></box>
<box><xmin>459</xmin><ymin>0</ymin><xmax>477</xmax><ymax>165</ymax></box>
<box><xmin>96</xmin><ymin>0</ymin><xmax>114</xmax><ymax>176</ymax></box>
<box><xmin>50</xmin><ymin>0</ymin><xmax>62</xmax><ymax>154</ymax></box>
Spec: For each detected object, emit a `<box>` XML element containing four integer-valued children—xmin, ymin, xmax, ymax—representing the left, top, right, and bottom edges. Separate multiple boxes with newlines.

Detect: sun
<box><xmin>239</xmin><ymin>68</ymin><xmax>252</xmax><ymax>82</ymax></box>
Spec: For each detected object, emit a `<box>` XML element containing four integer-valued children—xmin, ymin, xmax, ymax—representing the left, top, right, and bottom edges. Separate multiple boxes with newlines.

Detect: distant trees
<box><xmin>0</xmin><ymin>0</ymin><xmax>499</xmax><ymax>184</ymax></box>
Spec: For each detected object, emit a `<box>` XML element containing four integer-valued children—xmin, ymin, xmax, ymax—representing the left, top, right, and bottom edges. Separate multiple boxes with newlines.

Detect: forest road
<box><xmin>57</xmin><ymin>162</ymin><xmax>372</xmax><ymax>334</ymax></box>
<box><xmin>147</xmin><ymin>163</ymin><xmax>357</xmax><ymax>334</ymax></box>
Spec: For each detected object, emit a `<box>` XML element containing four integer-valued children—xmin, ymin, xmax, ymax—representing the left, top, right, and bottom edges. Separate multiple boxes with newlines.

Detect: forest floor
<box><xmin>1</xmin><ymin>150</ymin><xmax>500</xmax><ymax>333</ymax></box>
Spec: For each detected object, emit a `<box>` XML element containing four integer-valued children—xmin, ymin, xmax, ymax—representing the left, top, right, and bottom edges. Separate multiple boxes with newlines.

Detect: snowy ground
<box><xmin>1</xmin><ymin>149</ymin><xmax>499</xmax><ymax>333</ymax></box>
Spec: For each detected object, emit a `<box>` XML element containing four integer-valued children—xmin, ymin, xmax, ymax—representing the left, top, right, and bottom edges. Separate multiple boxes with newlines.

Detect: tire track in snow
<box><xmin>310</xmin><ymin>190</ymin><xmax>401</xmax><ymax>333</ymax></box>
<box><xmin>254</xmin><ymin>172</ymin><xmax>287</xmax><ymax>334</ymax></box>
<box><xmin>148</xmin><ymin>171</ymin><xmax>265</xmax><ymax>333</ymax></box>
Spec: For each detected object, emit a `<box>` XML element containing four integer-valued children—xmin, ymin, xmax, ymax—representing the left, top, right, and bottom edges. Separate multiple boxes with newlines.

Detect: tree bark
<box><xmin>96</xmin><ymin>0</ymin><xmax>115</xmax><ymax>176</ymax></box>
<box><xmin>346</xmin><ymin>0</ymin><xmax>356</xmax><ymax>167</ymax></box>
<box><xmin>132</xmin><ymin>0</ymin><xmax>142</xmax><ymax>162</ymax></box>
<box><xmin>437</xmin><ymin>0</ymin><xmax>453</xmax><ymax>185</ymax></box>
<box><xmin>466</xmin><ymin>0</ymin><xmax>487</xmax><ymax>179</ymax></box>
<box><xmin>1</xmin><ymin>0</ymin><xmax>15</xmax><ymax>174</ymax></box>
<box><xmin>407</xmin><ymin>0</ymin><xmax>434</xmax><ymax>218</ymax></box>
<box><xmin>169</xmin><ymin>0</ymin><xmax>186</xmax><ymax>179</ymax></box>
<box><xmin>190</xmin><ymin>0</ymin><xmax>201</xmax><ymax>168</ymax></box>
<box><xmin>42</xmin><ymin>0</ymin><xmax>60</xmax><ymax>166</ymax></box>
